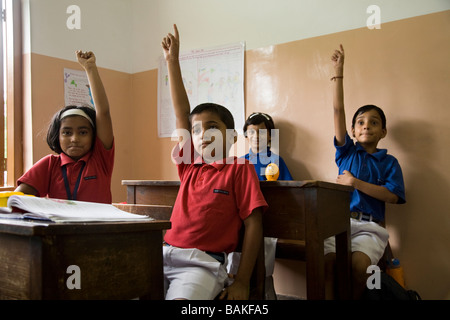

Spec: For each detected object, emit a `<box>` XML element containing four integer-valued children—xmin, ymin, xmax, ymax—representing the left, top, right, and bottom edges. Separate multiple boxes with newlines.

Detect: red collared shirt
<box><xmin>164</xmin><ymin>143</ymin><xmax>268</xmax><ymax>253</ymax></box>
<box><xmin>17</xmin><ymin>137</ymin><xmax>114</xmax><ymax>204</ymax></box>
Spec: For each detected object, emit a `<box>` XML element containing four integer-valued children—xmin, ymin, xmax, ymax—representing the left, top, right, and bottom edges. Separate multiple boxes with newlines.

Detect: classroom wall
<box><xmin>22</xmin><ymin>0</ymin><xmax>450</xmax><ymax>299</ymax></box>
<box><xmin>245</xmin><ymin>12</ymin><xmax>450</xmax><ymax>299</ymax></box>
<box><xmin>26</xmin><ymin>0</ymin><xmax>450</xmax><ymax>73</ymax></box>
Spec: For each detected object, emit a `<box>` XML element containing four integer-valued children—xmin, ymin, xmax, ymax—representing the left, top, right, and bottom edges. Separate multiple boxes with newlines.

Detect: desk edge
<box><xmin>122</xmin><ymin>179</ymin><xmax>353</xmax><ymax>192</ymax></box>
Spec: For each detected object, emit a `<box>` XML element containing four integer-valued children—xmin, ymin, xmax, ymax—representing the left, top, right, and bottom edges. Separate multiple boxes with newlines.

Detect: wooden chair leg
<box><xmin>249</xmin><ymin>235</ymin><xmax>266</xmax><ymax>300</ymax></box>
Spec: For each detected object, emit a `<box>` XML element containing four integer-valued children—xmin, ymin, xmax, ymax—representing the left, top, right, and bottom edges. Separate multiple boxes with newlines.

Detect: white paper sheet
<box><xmin>5</xmin><ymin>196</ymin><xmax>152</xmax><ymax>222</ymax></box>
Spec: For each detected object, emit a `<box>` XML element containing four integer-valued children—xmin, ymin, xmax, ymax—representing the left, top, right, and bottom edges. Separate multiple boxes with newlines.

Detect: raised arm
<box><xmin>76</xmin><ymin>51</ymin><xmax>113</xmax><ymax>149</ymax></box>
<box><xmin>162</xmin><ymin>24</ymin><xmax>191</xmax><ymax>133</ymax></box>
<box><xmin>331</xmin><ymin>45</ymin><xmax>346</xmax><ymax>146</ymax></box>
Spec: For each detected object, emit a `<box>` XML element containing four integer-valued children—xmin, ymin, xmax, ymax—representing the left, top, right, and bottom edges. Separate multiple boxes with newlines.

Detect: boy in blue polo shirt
<box><xmin>325</xmin><ymin>45</ymin><xmax>406</xmax><ymax>299</ymax></box>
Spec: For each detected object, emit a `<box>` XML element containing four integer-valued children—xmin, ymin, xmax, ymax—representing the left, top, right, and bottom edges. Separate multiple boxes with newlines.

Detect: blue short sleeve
<box><xmin>381</xmin><ymin>157</ymin><xmax>406</xmax><ymax>204</ymax></box>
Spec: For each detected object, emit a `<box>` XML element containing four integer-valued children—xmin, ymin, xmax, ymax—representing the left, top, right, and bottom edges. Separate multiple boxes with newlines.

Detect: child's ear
<box><xmin>351</xmin><ymin>127</ymin><xmax>356</xmax><ymax>137</ymax></box>
<box><xmin>381</xmin><ymin>128</ymin><xmax>387</xmax><ymax>139</ymax></box>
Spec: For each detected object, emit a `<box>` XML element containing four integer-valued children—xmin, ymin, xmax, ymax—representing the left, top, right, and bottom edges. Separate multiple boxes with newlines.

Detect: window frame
<box><xmin>1</xmin><ymin>0</ymin><xmax>23</xmax><ymax>190</ymax></box>
<box><xmin>1</xmin><ymin>0</ymin><xmax>5</xmax><ymax>186</ymax></box>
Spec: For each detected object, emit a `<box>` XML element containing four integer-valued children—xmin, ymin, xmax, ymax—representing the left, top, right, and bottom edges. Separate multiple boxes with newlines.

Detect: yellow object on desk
<box><xmin>0</xmin><ymin>191</ymin><xmax>33</xmax><ymax>207</ymax></box>
<box><xmin>0</xmin><ymin>192</ymin><xmax>25</xmax><ymax>207</ymax></box>
<box><xmin>265</xmin><ymin>163</ymin><xmax>279</xmax><ymax>181</ymax></box>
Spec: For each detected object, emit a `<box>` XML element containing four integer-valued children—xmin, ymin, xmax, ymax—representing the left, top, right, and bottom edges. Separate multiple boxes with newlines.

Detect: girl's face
<box><xmin>59</xmin><ymin>116</ymin><xmax>94</xmax><ymax>160</ymax></box>
<box><xmin>246</xmin><ymin>123</ymin><xmax>270</xmax><ymax>153</ymax></box>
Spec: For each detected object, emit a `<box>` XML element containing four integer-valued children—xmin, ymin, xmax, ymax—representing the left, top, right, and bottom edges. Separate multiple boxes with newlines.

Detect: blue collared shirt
<box><xmin>335</xmin><ymin>133</ymin><xmax>406</xmax><ymax>221</ymax></box>
<box><xmin>242</xmin><ymin>148</ymin><xmax>293</xmax><ymax>181</ymax></box>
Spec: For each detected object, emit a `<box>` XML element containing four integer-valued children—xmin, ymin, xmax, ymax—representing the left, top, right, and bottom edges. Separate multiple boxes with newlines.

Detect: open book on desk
<box><xmin>0</xmin><ymin>195</ymin><xmax>153</xmax><ymax>223</ymax></box>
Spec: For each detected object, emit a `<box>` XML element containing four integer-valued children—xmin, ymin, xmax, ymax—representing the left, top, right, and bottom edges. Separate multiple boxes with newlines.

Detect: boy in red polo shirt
<box><xmin>15</xmin><ymin>51</ymin><xmax>114</xmax><ymax>204</ymax></box>
<box><xmin>162</xmin><ymin>25</ymin><xmax>268</xmax><ymax>300</ymax></box>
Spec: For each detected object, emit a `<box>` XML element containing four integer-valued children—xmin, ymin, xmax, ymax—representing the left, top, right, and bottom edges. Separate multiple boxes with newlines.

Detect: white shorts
<box><xmin>226</xmin><ymin>237</ymin><xmax>277</xmax><ymax>276</ymax></box>
<box><xmin>163</xmin><ymin>245</ymin><xmax>228</xmax><ymax>300</ymax></box>
<box><xmin>324</xmin><ymin>219</ymin><xmax>389</xmax><ymax>265</ymax></box>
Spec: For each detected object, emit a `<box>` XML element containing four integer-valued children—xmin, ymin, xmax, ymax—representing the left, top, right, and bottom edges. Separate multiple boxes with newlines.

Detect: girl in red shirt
<box><xmin>16</xmin><ymin>51</ymin><xmax>114</xmax><ymax>204</ymax></box>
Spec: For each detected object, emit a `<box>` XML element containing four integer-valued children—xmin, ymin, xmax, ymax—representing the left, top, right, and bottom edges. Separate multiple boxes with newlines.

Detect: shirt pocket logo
<box><xmin>213</xmin><ymin>189</ymin><xmax>229</xmax><ymax>195</ymax></box>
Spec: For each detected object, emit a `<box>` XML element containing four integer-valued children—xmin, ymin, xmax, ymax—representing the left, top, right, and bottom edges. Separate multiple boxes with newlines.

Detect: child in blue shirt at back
<box><xmin>242</xmin><ymin>112</ymin><xmax>293</xmax><ymax>181</ymax></box>
<box><xmin>325</xmin><ymin>45</ymin><xmax>406</xmax><ymax>299</ymax></box>
<box><xmin>237</xmin><ymin>112</ymin><xmax>292</xmax><ymax>298</ymax></box>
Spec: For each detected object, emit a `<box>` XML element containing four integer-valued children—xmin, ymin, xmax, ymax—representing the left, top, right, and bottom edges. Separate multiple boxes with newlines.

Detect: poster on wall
<box><xmin>64</xmin><ymin>68</ymin><xmax>94</xmax><ymax>108</ymax></box>
<box><xmin>158</xmin><ymin>42</ymin><xmax>245</xmax><ymax>138</ymax></box>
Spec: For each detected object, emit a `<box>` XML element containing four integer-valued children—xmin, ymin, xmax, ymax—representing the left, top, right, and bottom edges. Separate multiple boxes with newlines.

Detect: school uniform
<box><xmin>239</xmin><ymin>147</ymin><xmax>293</xmax><ymax>298</ymax></box>
<box><xmin>163</xmin><ymin>142</ymin><xmax>268</xmax><ymax>300</ymax></box>
<box><xmin>17</xmin><ymin>136</ymin><xmax>114</xmax><ymax>204</ymax></box>
<box><xmin>242</xmin><ymin>147</ymin><xmax>293</xmax><ymax>181</ymax></box>
<box><xmin>324</xmin><ymin>133</ymin><xmax>406</xmax><ymax>264</ymax></box>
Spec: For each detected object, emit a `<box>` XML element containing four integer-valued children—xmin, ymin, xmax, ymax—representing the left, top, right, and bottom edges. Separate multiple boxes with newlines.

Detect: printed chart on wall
<box><xmin>64</xmin><ymin>68</ymin><xmax>94</xmax><ymax>108</ymax></box>
<box><xmin>158</xmin><ymin>42</ymin><xmax>245</xmax><ymax>137</ymax></box>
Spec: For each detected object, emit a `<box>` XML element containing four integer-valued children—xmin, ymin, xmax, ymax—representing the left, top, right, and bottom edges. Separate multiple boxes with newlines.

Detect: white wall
<box><xmin>26</xmin><ymin>0</ymin><xmax>450</xmax><ymax>73</ymax></box>
<box><xmin>131</xmin><ymin>0</ymin><xmax>450</xmax><ymax>72</ymax></box>
<box><xmin>27</xmin><ymin>0</ymin><xmax>132</xmax><ymax>72</ymax></box>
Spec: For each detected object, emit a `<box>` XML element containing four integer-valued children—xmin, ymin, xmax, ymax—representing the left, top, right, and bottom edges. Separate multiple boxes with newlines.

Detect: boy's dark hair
<box><xmin>243</xmin><ymin>112</ymin><xmax>275</xmax><ymax>137</ymax></box>
<box><xmin>352</xmin><ymin>105</ymin><xmax>386</xmax><ymax>129</ymax></box>
<box><xmin>189</xmin><ymin>103</ymin><xmax>235</xmax><ymax>130</ymax></box>
<box><xmin>47</xmin><ymin>105</ymin><xmax>97</xmax><ymax>154</ymax></box>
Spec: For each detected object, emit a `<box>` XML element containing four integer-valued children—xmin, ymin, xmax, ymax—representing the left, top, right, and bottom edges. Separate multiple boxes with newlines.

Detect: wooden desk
<box><xmin>122</xmin><ymin>179</ymin><xmax>352</xmax><ymax>300</ymax></box>
<box><xmin>0</xmin><ymin>218</ymin><xmax>170</xmax><ymax>300</ymax></box>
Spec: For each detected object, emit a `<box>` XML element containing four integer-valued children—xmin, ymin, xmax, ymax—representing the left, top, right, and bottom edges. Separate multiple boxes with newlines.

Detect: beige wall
<box><xmin>25</xmin><ymin>11</ymin><xmax>450</xmax><ymax>299</ymax></box>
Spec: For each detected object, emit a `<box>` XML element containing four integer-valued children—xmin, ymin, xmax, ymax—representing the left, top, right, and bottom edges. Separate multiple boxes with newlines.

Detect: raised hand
<box><xmin>331</xmin><ymin>44</ymin><xmax>346</xmax><ymax>145</ymax></box>
<box><xmin>162</xmin><ymin>24</ymin><xmax>180</xmax><ymax>62</ymax></box>
<box><xmin>75</xmin><ymin>50</ymin><xmax>113</xmax><ymax>148</ymax></box>
<box><xmin>76</xmin><ymin>50</ymin><xmax>96</xmax><ymax>70</ymax></box>
<box><xmin>161</xmin><ymin>24</ymin><xmax>190</xmax><ymax>131</ymax></box>
<box><xmin>331</xmin><ymin>44</ymin><xmax>344</xmax><ymax>74</ymax></box>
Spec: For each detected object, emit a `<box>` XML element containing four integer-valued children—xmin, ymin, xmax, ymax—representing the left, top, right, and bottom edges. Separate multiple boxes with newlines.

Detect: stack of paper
<box><xmin>0</xmin><ymin>195</ymin><xmax>152</xmax><ymax>223</ymax></box>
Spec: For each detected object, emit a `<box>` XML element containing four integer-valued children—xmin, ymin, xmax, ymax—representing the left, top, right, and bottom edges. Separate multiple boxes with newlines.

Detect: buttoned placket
<box><xmin>197</xmin><ymin>165</ymin><xmax>209</xmax><ymax>183</ymax></box>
